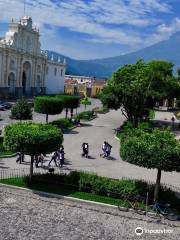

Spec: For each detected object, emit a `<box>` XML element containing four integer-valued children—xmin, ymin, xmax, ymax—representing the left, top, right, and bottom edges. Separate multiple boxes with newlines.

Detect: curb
<box><xmin>0</xmin><ymin>183</ymin><xmax>118</xmax><ymax>210</ymax></box>
<box><xmin>1</xmin><ymin>183</ymin><xmax>179</xmax><ymax>226</ymax></box>
<box><xmin>114</xmin><ymin>135</ymin><xmax>120</xmax><ymax>141</ymax></box>
<box><xmin>0</xmin><ymin>153</ymin><xmax>17</xmax><ymax>159</ymax></box>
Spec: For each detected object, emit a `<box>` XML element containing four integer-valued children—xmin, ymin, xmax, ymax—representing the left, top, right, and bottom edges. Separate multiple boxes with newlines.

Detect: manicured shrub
<box><xmin>76</xmin><ymin>110</ymin><xmax>96</xmax><ymax>121</ymax></box>
<box><xmin>34</xmin><ymin>96</ymin><xmax>63</xmax><ymax>123</ymax></box>
<box><xmin>4</xmin><ymin>122</ymin><xmax>63</xmax><ymax>179</ymax></box>
<box><xmin>56</xmin><ymin>95</ymin><xmax>80</xmax><ymax>118</ymax></box>
<box><xmin>120</xmin><ymin>127</ymin><xmax>180</xmax><ymax>201</ymax></box>
<box><xmin>10</xmin><ymin>97</ymin><xmax>32</xmax><ymax>120</ymax></box>
<box><xmin>93</xmin><ymin>106</ymin><xmax>109</xmax><ymax>114</ymax></box>
<box><xmin>51</xmin><ymin>118</ymin><xmax>73</xmax><ymax>130</ymax></box>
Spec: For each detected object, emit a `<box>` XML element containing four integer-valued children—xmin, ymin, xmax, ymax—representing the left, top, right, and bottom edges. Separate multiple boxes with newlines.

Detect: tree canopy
<box><xmin>4</xmin><ymin>122</ymin><xmax>63</xmax><ymax>179</ymax></box>
<box><xmin>80</xmin><ymin>97</ymin><xmax>91</xmax><ymax>110</ymax></box>
<box><xmin>101</xmin><ymin>60</ymin><xmax>180</xmax><ymax>126</ymax></box>
<box><xmin>34</xmin><ymin>96</ymin><xmax>63</xmax><ymax>123</ymax></box>
<box><xmin>120</xmin><ymin>127</ymin><xmax>180</xmax><ymax>201</ymax></box>
<box><xmin>56</xmin><ymin>95</ymin><xmax>80</xmax><ymax>118</ymax></box>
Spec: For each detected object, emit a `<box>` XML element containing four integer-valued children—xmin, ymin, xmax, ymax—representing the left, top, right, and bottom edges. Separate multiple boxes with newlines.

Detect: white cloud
<box><xmin>0</xmin><ymin>0</ymin><xmax>178</xmax><ymax>58</ymax></box>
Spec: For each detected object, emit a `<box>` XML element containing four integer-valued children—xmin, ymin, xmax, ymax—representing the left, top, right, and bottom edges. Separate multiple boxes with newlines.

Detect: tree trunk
<box><xmin>85</xmin><ymin>104</ymin><xmax>86</xmax><ymax>110</ymax></box>
<box><xmin>132</xmin><ymin>117</ymin><xmax>139</xmax><ymax>128</ymax></box>
<box><xmin>70</xmin><ymin>109</ymin><xmax>73</xmax><ymax>119</ymax></box>
<box><xmin>29</xmin><ymin>155</ymin><xmax>34</xmax><ymax>182</ymax></box>
<box><xmin>153</xmin><ymin>169</ymin><xmax>161</xmax><ymax>202</ymax></box>
<box><xmin>46</xmin><ymin>114</ymin><xmax>48</xmax><ymax>123</ymax></box>
<box><xmin>65</xmin><ymin>109</ymin><xmax>68</xmax><ymax>118</ymax></box>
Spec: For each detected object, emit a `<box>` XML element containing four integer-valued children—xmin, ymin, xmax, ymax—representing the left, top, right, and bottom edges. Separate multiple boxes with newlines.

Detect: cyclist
<box><xmin>105</xmin><ymin>142</ymin><xmax>112</xmax><ymax>158</ymax></box>
<box><xmin>59</xmin><ymin>149</ymin><xmax>65</xmax><ymax>168</ymax></box>
<box><xmin>82</xmin><ymin>142</ymin><xmax>89</xmax><ymax>158</ymax></box>
<box><xmin>100</xmin><ymin>141</ymin><xmax>107</xmax><ymax>158</ymax></box>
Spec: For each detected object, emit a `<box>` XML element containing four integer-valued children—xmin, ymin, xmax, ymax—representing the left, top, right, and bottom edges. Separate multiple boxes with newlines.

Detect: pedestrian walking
<box><xmin>48</xmin><ymin>152</ymin><xmax>58</xmax><ymax>167</ymax></box>
<box><xmin>16</xmin><ymin>152</ymin><xmax>22</xmax><ymax>164</ymax></box>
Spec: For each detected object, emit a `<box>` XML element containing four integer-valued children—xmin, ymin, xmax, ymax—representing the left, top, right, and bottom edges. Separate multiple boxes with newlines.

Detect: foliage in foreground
<box><xmin>1</xmin><ymin>171</ymin><xmax>179</xmax><ymax>211</ymax></box>
<box><xmin>120</xmin><ymin>127</ymin><xmax>180</xmax><ymax>201</ymax></box>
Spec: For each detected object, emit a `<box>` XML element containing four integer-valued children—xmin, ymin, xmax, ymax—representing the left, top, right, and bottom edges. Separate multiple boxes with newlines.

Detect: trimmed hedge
<box><xmin>34</xmin><ymin>96</ymin><xmax>63</xmax><ymax>115</ymax></box>
<box><xmin>93</xmin><ymin>106</ymin><xmax>109</xmax><ymax>114</ymax></box>
<box><xmin>27</xmin><ymin>171</ymin><xmax>180</xmax><ymax>208</ymax></box>
<box><xmin>51</xmin><ymin>118</ymin><xmax>74</xmax><ymax>130</ymax></box>
<box><xmin>76</xmin><ymin>110</ymin><xmax>96</xmax><ymax>121</ymax></box>
<box><xmin>2</xmin><ymin>171</ymin><xmax>179</xmax><ymax>210</ymax></box>
<box><xmin>34</xmin><ymin>96</ymin><xmax>64</xmax><ymax>123</ymax></box>
<box><xmin>56</xmin><ymin>95</ymin><xmax>80</xmax><ymax>109</ymax></box>
<box><xmin>3</xmin><ymin>122</ymin><xmax>63</xmax><ymax>155</ymax></box>
<box><xmin>29</xmin><ymin>171</ymin><xmax>153</xmax><ymax>200</ymax></box>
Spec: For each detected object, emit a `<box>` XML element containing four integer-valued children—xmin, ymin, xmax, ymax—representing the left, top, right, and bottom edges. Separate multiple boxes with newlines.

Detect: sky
<box><xmin>0</xmin><ymin>0</ymin><xmax>180</xmax><ymax>59</ymax></box>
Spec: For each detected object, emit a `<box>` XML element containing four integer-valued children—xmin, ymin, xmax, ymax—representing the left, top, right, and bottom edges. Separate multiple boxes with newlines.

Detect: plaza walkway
<box><xmin>1</xmin><ymin>108</ymin><xmax>180</xmax><ymax>190</ymax></box>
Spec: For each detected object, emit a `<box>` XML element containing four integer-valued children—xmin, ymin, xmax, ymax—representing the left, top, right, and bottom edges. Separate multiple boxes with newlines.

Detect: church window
<box><xmin>37</xmin><ymin>65</ymin><xmax>41</xmax><ymax>73</ymax></box>
<box><xmin>46</xmin><ymin>67</ymin><xmax>49</xmax><ymax>75</ymax></box>
<box><xmin>54</xmin><ymin>68</ymin><xmax>57</xmax><ymax>76</ymax></box>
<box><xmin>9</xmin><ymin>60</ymin><xmax>15</xmax><ymax>70</ymax></box>
<box><xmin>60</xmin><ymin>69</ymin><xmax>63</xmax><ymax>76</ymax></box>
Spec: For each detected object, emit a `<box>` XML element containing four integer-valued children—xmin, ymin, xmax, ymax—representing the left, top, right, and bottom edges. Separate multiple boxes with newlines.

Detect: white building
<box><xmin>0</xmin><ymin>16</ymin><xmax>65</xmax><ymax>98</ymax></box>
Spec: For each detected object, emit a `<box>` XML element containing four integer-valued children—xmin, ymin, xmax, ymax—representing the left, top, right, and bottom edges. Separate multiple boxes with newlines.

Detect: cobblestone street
<box><xmin>0</xmin><ymin>186</ymin><xmax>179</xmax><ymax>240</ymax></box>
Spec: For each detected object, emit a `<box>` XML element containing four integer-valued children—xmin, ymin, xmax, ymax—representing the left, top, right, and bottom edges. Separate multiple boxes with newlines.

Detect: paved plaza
<box><xmin>0</xmin><ymin>186</ymin><xmax>179</xmax><ymax>240</ymax></box>
<box><xmin>0</xmin><ymin>102</ymin><xmax>180</xmax><ymax>189</ymax></box>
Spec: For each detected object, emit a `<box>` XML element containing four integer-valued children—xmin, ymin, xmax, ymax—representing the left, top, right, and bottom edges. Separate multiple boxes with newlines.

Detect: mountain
<box><xmin>47</xmin><ymin>31</ymin><xmax>180</xmax><ymax>78</ymax></box>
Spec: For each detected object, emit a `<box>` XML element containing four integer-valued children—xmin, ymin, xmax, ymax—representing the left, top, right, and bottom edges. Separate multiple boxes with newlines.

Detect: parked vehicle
<box><xmin>0</xmin><ymin>101</ymin><xmax>12</xmax><ymax>110</ymax></box>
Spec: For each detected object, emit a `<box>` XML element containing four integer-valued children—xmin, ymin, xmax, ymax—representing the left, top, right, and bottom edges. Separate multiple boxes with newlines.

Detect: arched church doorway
<box><xmin>8</xmin><ymin>72</ymin><xmax>16</xmax><ymax>95</ymax></box>
<box><xmin>22</xmin><ymin>61</ymin><xmax>31</xmax><ymax>95</ymax></box>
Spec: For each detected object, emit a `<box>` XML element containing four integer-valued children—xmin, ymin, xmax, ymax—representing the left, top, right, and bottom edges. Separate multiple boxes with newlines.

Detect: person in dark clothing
<box><xmin>16</xmin><ymin>152</ymin><xmax>22</xmax><ymax>164</ymax></box>
<box><xmin>48</xmin><ymin>152</ymin><xmax>58</xmax><ymax>167</ymax></box>
<box><xmin>82</xmin><ymin>143</ymin><xmax>89</xmax><ymax>158</ymax></box>
<box><xmin>105</xmin><ymin>143</ymin><xmax>112</xmax><ymax>158</ymax></box>
<box><xmin>59</xmin><ymin>150</ymin><xmax>64</xmax><ymax>168</ymax></box>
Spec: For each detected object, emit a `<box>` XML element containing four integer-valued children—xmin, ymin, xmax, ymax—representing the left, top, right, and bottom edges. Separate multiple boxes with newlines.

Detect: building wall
<box><xmin>45</xmin><ymin>62</ymin><xmax>65</xmax><ymax>95</ymax></box>
<box><xmin>0</xmin><ymin>16</ymin><xmax>65</xmax><ymax>98</ymax></box>
<box><xmin>91</xmin><ymin>85</ymin><xmax>104</xmax><ymax>98</ymax></box>
<box><xmin>64</xmin><ymin>84</ymin><xmax>75</xmax><ymax>95</ymax></box>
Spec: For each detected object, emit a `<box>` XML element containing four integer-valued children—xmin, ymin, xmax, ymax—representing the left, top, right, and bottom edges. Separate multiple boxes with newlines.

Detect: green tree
<box><xmin>34</xmin><ymin>96</ymin><xmax>63</xmax><ymax>123</ymax></box>
<box><xmin>101</xmin><ymin>60</ymin><xmax>180</xmax><ymax>127</ymax></box>
<box><xmin>57</xmin><ymin>95</ymin><xmax>80</xmax><ymax>119</ymax></box>
<box><xmin>10</xmin><ymin>97</ymin><xmax>32</xmax><ymax>121</ymax></box>
<box><xmin>80</xmin><ymin>97</ymin><xmax>91</xmax><ymax>110</ymax></box>
<box><xmin>120</xmin><ymin>128</ymin><xmax>180</xmax><ymax>201</ymax></box>
<box><xmin>3</xmin><ymin>122</ymin><xmax>63</xmax><ymax>180</ymax></box>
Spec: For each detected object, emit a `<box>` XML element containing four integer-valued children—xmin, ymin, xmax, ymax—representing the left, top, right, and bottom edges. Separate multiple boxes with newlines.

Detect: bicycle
<box><xmin>147</xmin><ymin>202</ymin><xmax>178</xmax><ymax>221</ymax></box>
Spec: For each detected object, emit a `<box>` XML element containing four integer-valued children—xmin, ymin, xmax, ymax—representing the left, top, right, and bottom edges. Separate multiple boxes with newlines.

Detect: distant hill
<box><xmin>47</xmin><ymin>31</ymin><xmax>180</xmax><ymax>78</ymax></box>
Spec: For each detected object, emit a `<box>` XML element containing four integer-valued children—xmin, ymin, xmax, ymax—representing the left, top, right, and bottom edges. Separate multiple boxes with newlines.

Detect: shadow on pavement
<box><xmin>64</xmin><ymin>130</ymin><xmax>79</xmax><ymax>135</ymax></box>
<box><xmin>80</xmin><ymin>123</ymin><xmax>92</xmax><ymax>127</ymax></box>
